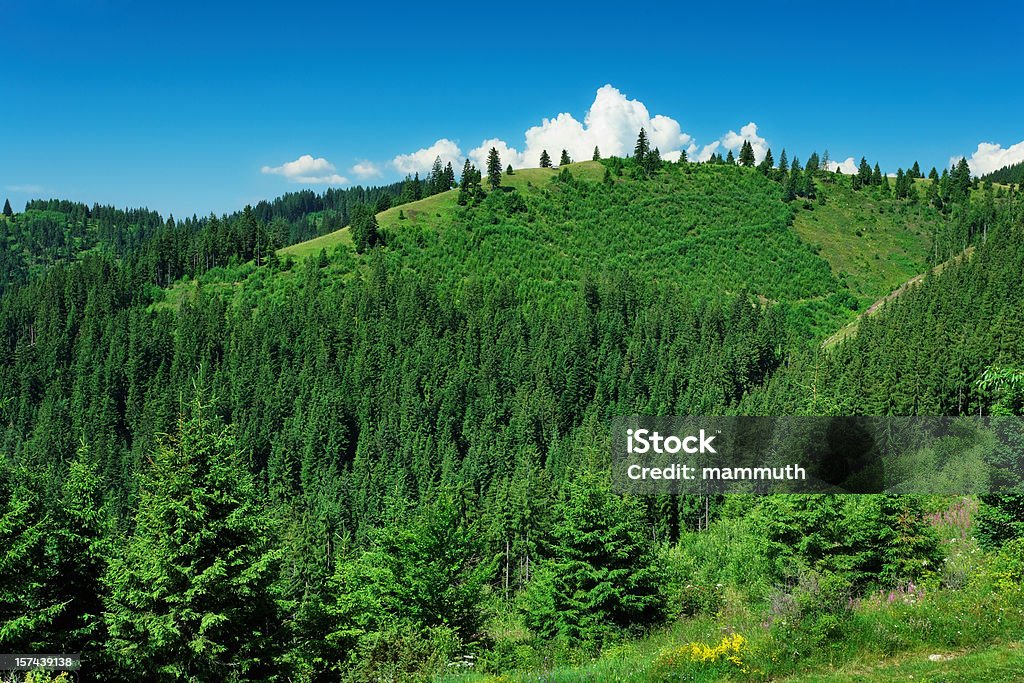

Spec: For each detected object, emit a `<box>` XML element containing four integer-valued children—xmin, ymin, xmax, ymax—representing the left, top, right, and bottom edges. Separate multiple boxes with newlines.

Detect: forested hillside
<box><xmin>1</xmin><ymin>146</ymin><xmax>1023</xmax><ymax>682</ymax></box>
<box><xmin>980</xmin><ymin>160</ymin><xmax>1024</xmax><ymax>185</ymax></box>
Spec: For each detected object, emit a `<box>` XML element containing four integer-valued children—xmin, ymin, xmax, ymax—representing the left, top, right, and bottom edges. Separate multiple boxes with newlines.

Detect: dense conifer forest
<box><xmin>2</xmin><ymin>146</ymin><xmax>1024</xmax><ymax>681</ymax></box>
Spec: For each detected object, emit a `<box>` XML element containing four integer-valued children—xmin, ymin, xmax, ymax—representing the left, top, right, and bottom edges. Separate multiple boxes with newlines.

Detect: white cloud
<box><xmin>351</xmin><ymin>161</ymin><xmax>382</xmax><ymax>178</ymax></box>
<box><xmin>4</xmin><ymin>184</ymin><xmax>45</xmax><ymax>194</ymax></box>
<box><xmin>694</xmin><ymin>142</ymin><xmax>720</xmax><ymax>163</ymax></box>
<box><xmin>952</xmin><ymin>139</ymin><xmax>1024</xmax><ymax>177</ymax></box>
<box><xmin>466</xmin><ymin>85</ymin><xmax>696</xmax><ymax>170</ymax></box>
<box><xmin>468</xmin><ymin>138</ymin><xmax>527</xmax><ymax>173</ymax></box>
<box><xmin>392</xmin><ymin>138</ymin><xmax>462</xmax><ymax>175</ymax></box>
<box><xmin>392</xmin><ymin>85</ymin><xmax>776</xmax><ymax>177</ymax></box>
<box><xmin>720</xmin><ymin>122</ymin><xmax>769</xmax><ymax>163</ymax></box>
<box><xmin>826</xmin><ymin>157</ymin><xmax>858</xmax><ymax>174</ymax></box>
<box><xmin>261</xmin><ymin>154</ymin><xmax>348</xmax><ymax>184</ymax></box>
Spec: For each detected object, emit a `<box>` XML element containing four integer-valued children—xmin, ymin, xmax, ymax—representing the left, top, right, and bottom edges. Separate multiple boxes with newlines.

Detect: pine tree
<box><xmin>444</xmin><ymin>161</ymin><xmax>456</xmax><ymax>190</ymax></box>
<box><xmin>725</xmin><ymin>149</ymin><xmax>735</xmax><ymax>165</ymax></box>
<box><xmin>506</xmin><ymin>164</ymin><xmax>514</xmax><ymax>175</ymax></box>
<box><xmin>738</xmin><ymin>140</ymin><xmax>756</xmax><ymax>167</ymax></box>
<box><xmin>677</xmin><ymin>148</ymin><xmax>688</xmax><ymax>164</ymax></box>
<box><xmin>779</xmin><ymin>149</ymin><xmax>789</xmax><ymax>173</ymax></box>
<box><xmin>894</xmin><ymin>168</ymin><xmax>907</xmax><ymax>199</ymax></box>
<box><xmin>559</xmin><ymin>149</ymin><xmax>572</xmax><ymax>167</ymax></box>
<box><xmin>487</xmin><ymin>147</ymin><xmax>503</xmax><ymax>190</ymax></box>
<box><xmin>350</xmin><ymin>202</ymin><xmax>379</xmax><ymax>253</ymax></box>
<box><xmin>758</xmin><ymin>148</ymin><xmax>774</xmax><ymax>174</ymax></box>
<box><xmin>539</xmin><ymin>150</ymin><xmax>552</xmax><ymax>168</ymax></box>
<box><xmin>459</xmin><ymin>159</ymin><xmax>474</xmax><ymax>191</ymax></box>
<box><xmin>522</xmin><ymin>471</ymin><xmax>663</xmax><ymax>645</ymax></box>
<box><xmin>806</xmin><ymin>152</ymin><xmax>820</xmax><ymax>173</ymax></box>
<box><xmin>592</xmin><ymin>146</ymin><xmax>601</xmax><ymax>161</ymax></box>
<box><xmin>2</xmin><ymin>199</ymin><xmax>11</xmax><ymax>217</ymax></box>
<box><xmin>429</xmin><ymin>156</ymin><xmax>445</xmax><ymax>194</ymax></box>
<box><xmin>872</xmin><ymin>163</ymin><xmax>883</xmax><ymax>186</ymax></box>
<box><xmin>646</xmin><ymin>147</ymin><xmax>661</xmax><ymax>173</ymax></box>
<box><xmin>633</xmin><ymin>128</ymin><xmax>650</xmax><ymax>163</ymax></box>
<box><xmin>910</xmin><ymin>161</ymin><xmax>922</xmax><ymax>179</ymax></box>
<box><xmin>858</xmin><ymin>157</ymin><xmax>872</xmax><ymax>186</ymax></box>
<box><xmin>104</xmin><ymin>397</ymin><xmax>281</xmax><ymax>680</ymax></box>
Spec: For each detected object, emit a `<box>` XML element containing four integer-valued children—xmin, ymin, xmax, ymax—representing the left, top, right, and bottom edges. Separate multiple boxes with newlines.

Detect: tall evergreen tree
<box><xmin>539</xmin><ymin>150</ymin><xmax>552</xmax><ymax>168</ymax></box>
<box><xmin>872</xmin><ymin>163</ymin><xmax>883</xmax><ymax>186</ymax></box>
<box><xmin>858</xmin><ymin>157</ymin><xmax>872</xmax><ymax>186</ymax></box>
<box><xmin>559</xmin><ymin>149</ymin><xmax>572</xmax><ymax>167</ymax></box>
<box><xmin>592</xmin><ymin>146</ymin><xmax>601</xmax><ymax>161</ymax></box>
<box><xmin>738</xmin><ymin>140</ymin><xmax>756</xmax><ymax>167</ymax></box>
<box><xmin>350</xmin><ymin>202</ymin><xmax>379</xmax><ymax>253</ymax></box>
<box><xmin>633</xmin><ymin>128</ymin><xmax>650</xmax><ymax>164</ymax></box>
<box><xmin>522</xmin><ymin>471</ymin><xmax>663</xmax><ymax>645</ymax></box>
<box><xmin>779</xmin><ymin>149</ymin><xmax>789</xmax><ymax>173</ymax></box>
<box><xmin>487</xmin><ymin>147</ymin><xmax>503</xmax><ymax>190</ymax></box>
<box><xmin>444</xmin><ymin>162</ymin><xmax>456</xmax><ymax>190</ymax></box>
<box><xmin>2</xmin><ymin>199</ymin><xmax>11</xmax><ymax>217</ymax></box>
<box><xmin>104</xmin><ymin>397</ymin><xmax>281</xmax><ymax>681</ymax></box>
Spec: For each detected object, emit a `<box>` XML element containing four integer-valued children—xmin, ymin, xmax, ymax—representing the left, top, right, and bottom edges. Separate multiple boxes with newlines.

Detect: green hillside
<box><xmin>2</xmin><ymin>153</ymin><xmax>1022</xmax><ymax>683</ymax></box>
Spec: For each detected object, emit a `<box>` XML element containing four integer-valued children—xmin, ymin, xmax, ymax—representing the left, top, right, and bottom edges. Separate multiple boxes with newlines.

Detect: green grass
<box><xmin>278</xmin><ymin>162</ymin><xmax>607</xmax><ymax>260</ymax></box>
<box><xmin>782</xmin><ymin>642</ymin><xmax>1024</xmax><ymax>682</ymax></box>
<box><xmin>791</xmin><ymin>179</ymin><xmax>938</xmax><ymax>307</ymax></box>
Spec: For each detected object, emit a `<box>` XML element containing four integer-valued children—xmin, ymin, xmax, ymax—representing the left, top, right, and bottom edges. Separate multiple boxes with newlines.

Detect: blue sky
<box><xmin>3</xmin><ymin>0</ymin><xmax>1023</xmax><ymax>218</ymax></box>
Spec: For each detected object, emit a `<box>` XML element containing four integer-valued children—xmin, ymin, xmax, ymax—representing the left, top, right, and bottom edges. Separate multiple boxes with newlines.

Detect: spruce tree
<box><xmin>487</xmin><ymin>147</ymin><xmax>503</xmax><ymax>190</ymax></box>
<box><xmin>104</xmin><ymin>397</ymin><xmax>281</xmax><ymax>680</ymax></box>
<box><xmin>738</xmin><ymin>140</ymin><xmax>756</xmax><ymax>167</ymax></box>
<box><xmin>779</xmin><ymin>149</ymin><xmax>789</xmax><ymax>172</ymax></box>
<box><xmin>910</xmin><ymin>161</ymin><xmax>922</xmax><ymax>179</ymax></box>
<box><xmin>522</xmin><ymin>471</ymin><xmax>663</xmax><ymax>645</ymax></box>
<box><xmin>872</xmin><ymin>163</ymin><xmax>883</xmax><ymax>186</ymax></box>
<box><xmin>506</xmin><ymin>164</ymin><xmax>514</xmax><ymax>175</ymax></box>
<box><xmin>677</xmin><ymin>148</ymin><xmax>688</xmax><ymax>164</ymax></box>
<box><xmin>539</xmin><ymin>150</ymin><xmax>552</xmax><ymax>168</ymax></box>
<box><xmin>592</xmin><ymin>146</ymin><xmax>601</xmax><ymax>161</ymax></box>
<box><xmin>806</xmin><ymin>152</ymin><xmax>820</xmax><ymax>173</ymax></box>
<box><xmin>633</xmin><ymin>128</ymin><xmax>650</xmax><ymax>164</ymax></box>
<box><xmin>559</xmin><ymin>149</ymin><xmax>572</xmax><ymax>167</ymax></box>
<box><xmin>444</xmin><ymin>161</ymin><xmax>456</xmax><ymax>190</ymax></box>
<box><xmin>350</xmin><ymin>202</ymin><xmax>379</xmax><ymax>253</ymax></box>
<box><xmin>429</xmin><ymin>156</ymin><xmax>445</xmax><ymax>194</ymax></box>
<box><xmin>725</xmin><ymin>149</ymin><xmax>735</xmax><ymax>165</ymax></box>
<box><xmin>2</xmin><ymin>199</ymin><xmax>11</xmax><ymax>217</ymax></box>
<box><xmin>646</xmin><ymin>147</ymin><xmax>661</xmax><ymax>173</ymax></box>
<box><xmin>858</xmin><ymin>157</ymin><xmax>872</xmax><ymax>186</ymax></box>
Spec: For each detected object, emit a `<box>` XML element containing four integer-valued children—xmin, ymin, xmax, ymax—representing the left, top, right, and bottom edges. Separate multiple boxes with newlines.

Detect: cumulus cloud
<box><xmin>466</xmin><ymin>85</ymin><xmax>696</xmax><ymax>170</ymax></box>
<box><xmin>720</xmin><ymin>122</ymin><xmax>769</xmax><ymax>163</ymax></box>
<box><xmin>693</xmin><ymin>142</ymin><xmax>720</xmax><ymax>163</ymax></box>
<box><xmin>468</xmin><ymin>138</ymin><xmax>527</xmax><ymax>172</ymax></box>
<box><xmin>826</xmin><ymin>157</ymin><xmax>858</xmax><ymax>174</ymax></box>
<box><xmin>261</xmin><ymin>154</ymin><xmax>348</xmax><ymax>184</ymax></box>
<box><xmin>391</xmin><ymin>85</ymin><xmax>774</xmax><ymax>177</ymax></box>
<box><xmin>392</xmin><ymin>138</ymin><xmax>462</xmax><ymax>175</ymax></box>
<box><xmin>351</xmin><ymin>161</ymin><xmax>382</xmax><ymax>178</ymax></box>
<box><xmin>952</xmin><ymin>139</ymin><xmax>1024</xmax><ymax>177</ymax></box>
